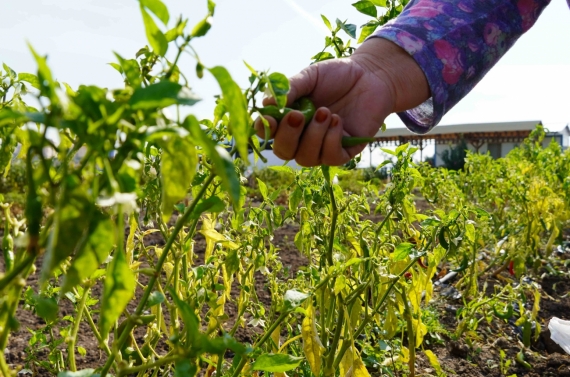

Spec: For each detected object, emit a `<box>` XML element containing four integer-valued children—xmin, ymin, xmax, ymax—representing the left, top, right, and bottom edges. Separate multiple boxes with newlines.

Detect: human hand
<box><xmin>254</xmin><ymin>38</ymin><xmax>430</xmax><ymax>167</ymax></box>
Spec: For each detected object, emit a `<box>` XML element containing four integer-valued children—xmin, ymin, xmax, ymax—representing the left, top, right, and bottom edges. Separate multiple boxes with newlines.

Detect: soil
<box><xmin>2</xmin><ymin>197</ymin><xmax>570</xmax><ymax>377</ymax></box>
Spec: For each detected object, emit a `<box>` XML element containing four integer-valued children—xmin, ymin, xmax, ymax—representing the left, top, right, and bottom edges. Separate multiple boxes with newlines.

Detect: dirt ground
<box><xmin>3</xmin><ymin>197</ymin><xmax>570</xmax><ymax>376</ymax></box>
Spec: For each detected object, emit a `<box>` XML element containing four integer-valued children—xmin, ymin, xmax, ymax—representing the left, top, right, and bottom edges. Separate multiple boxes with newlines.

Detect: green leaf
<box><xmin>225</xmin><ymin>249</ymin><xmax>239</xmax><ymax>276</ymax></box>
<box><xmin>191</xmin><ymin>15</ymin><xmax>213</xmax><ymax>38</ymax></box>
<box><xmin>252</xmin><ymin>354</ymin><xmax>304</xmax><ymax>373</ymax></box>
<box><xmin>311</xmin><ymin>52</ymin><xmax>334</xmax><ymax>62</ymax></box>
<box><xmin>140</xmin><ymin>6</ymin><xmax>168</xmax><ymax>56</ymax></box>
<box><xmin>18</xmin><ymin>73</ymin><xmax>40</xmax><ymax>90</ymax></box>
<box><xmin>41</xmin><ymin>188</ymin><xmax>92</xmax><ymax>285</ymax></box>
<box><xmin>130</xmin><ymin>80</ymin><xmax>200</xmax><ymax>110</ymax></box>
<box><xmin>257</xmin><ymin>178</ymin><xmax>268</xmax><ymax>201</ymax></box>
<box><xmin>160</xmin><ymin>135</ymin><xmax>197</xmax><ymax>222</ymax></box>
<box><xmin>392</xmin><ymin>242</ymin><xmax>413</xmax><ymax>262</ymax></box>
<box><xmin>165</xmin><ymin>19</ymin><xmax>188</xmax><ymax>42</ymax></box>
<box><xmin>189</xmin><ymin>196</ymin><xmax>225</xmax><ymax>219</ymax></box>
<box><xmin>208</xmin><ymin>66</ymin><xmax>251</xmax><ymax>161</ymax></box>
<box><xmin>471</xmin><ymin>207</ymin><xmax>490</xmax><ymax>218</ymax></box>
<box><xmin>183</xmin><ymin>115</ymin><xmax>242</xmax><ymax>209</ymax></box>
<box><xmin>2</xmin><ymin>63</ymin><xmax>16</xmax><ymax>79</ymax></box>
<box><xmin>62</xmin><ymin>216</ymin><xmax>115</xmax><ymax>293</ymax></box>
<box><xmin>369</xmin><ymin>0</ymin><xmax>387</xmax><ymax>6</ymax></box>
<box><xmin>99</xmin><ymin>249</ymin><xmax>136</xmax><ymax>339</ymax></box>
<box><xmin>35</xmin><ymin>295</ymin><xmax>58</xmax><ymax>324</ymax></box>
<box><xmin>243</xmin><ymin>60</ymin><xmax>258</xmax><ymax>77</ymax></box>
<box><xmin>352</xmin><ymin>1</ymin><xmax>377</xmax><ymax>17</ymax></box>
<box><xmin>358</xmin><ymin>22</ymin><xmax>379</xmax><ymax>43</ymax></box>
<box><xmin>336</xmin><ymin>19</ymin><xmax>357</xmax><ymax>39</ymax></box>
<box><xmin>266</xmin><ymin>72</ymin><xmax>290</xmax><ymax>109</ymax></box>
<box><xmin>57</xmin><ymin>370</ymin><xmax>99</xmax><ymax>377</ymax></box>
<box><xmin>140</xmin><ymin>0</ymin><xmax>169</xmax><ymax>24</ymax></box>
<box><xmin>170</xmin><ymin>289</ymin><xmax>200</xmax><ymax>345</ymax></box>
<box><xmin>208</xmin><ymin>0</ymin><xmax>216</xmax><ymax>15</ymax></box>
<box><xmin>174</xmin><ymin>360</ymin><xmax>198</xmax><ymax>377</ymax></box>
<box><xmin>147</xmin><ymin>291</ymin><xmax>165</xmax><ymax>307</ymax></box>
<box><xmin>28</xmin><ymin>44</ymin><xmax>57</xmax><ymax>101</ymax></box>
<box><xmin>114</xmin><ymin>53</ymin><xmax>142</xmax><ymax>88</ymax></box>
<box><xmin>321</xmin><ymin>15</ymin><xmax>332</xmax><ymax>31</ymax></box>
<box><xmin>283</xmin><ymin>290</ymin><xmax>309</xmax><ymax>311</ymax></box>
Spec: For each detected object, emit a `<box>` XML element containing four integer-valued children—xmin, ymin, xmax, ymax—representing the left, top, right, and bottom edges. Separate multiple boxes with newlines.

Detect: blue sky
<box><xmin>1</xmin><ymin>0</ymin><xmax>569</xmax><ymax>165</ymax></box>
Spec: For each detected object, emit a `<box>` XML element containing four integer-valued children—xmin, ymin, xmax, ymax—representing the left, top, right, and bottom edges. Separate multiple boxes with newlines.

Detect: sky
<box><xmin>1</xmin><ymin>0</ymin><xmax>569</xmax><ymax>166</ymax></box>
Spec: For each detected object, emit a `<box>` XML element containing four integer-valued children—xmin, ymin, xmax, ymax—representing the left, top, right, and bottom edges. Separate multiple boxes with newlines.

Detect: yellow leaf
<box><xmin>271</xmin><ymin>325</ymin><xmax>281</xmax><ymax>352</ymax></box>
<box><xmin>302</xmin><ymin>304</ymin><xmax>324</xmax><ymax>376</ymax></box>
<box><xmin>351</xmin><ymin>357</ymin><xmax>370</xmax><ymax>377</ymax></box>
<box><xmin>344</xmin><ymin>352</ymin><xmax>370</xmax><ymax>377</ymax></box>
<box><xmin>339</xmin><ymin>344</ymin><xmax>354</xmax><ymax>377</ymax></box>
<box><xmin>400</xmin><ymin>346</ymin><xmax>410</xmax><ymax>363</ymax></box>
<box><xmin>384</xmin><ymin>305</ymin><xmax>398</xmax><ymax>338</ymax></box>
<box><xmin>424</xmin><ymin>350</ymin><xmax>445</xmax><ymax>376</ymax></box>
<box><xmin>334</xmin><ymin>275</ymin><xmax>347</xmax><ymax>295</ymax></box>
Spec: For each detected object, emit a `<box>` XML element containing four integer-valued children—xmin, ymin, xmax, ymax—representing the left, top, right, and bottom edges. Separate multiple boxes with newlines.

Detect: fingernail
<box><xmin>330</xmin><ymin>117</ymin><xmax>339</xmax><ymax>128</ymax></box>
<box><xmin>315</xmin><ymin>108</ymin><xmax>328</xmax><ymax>123</ymax></box>
<box><xmin>289</xmin><ymin>112</ymin><xmax>304</xmax><ymax>128</ymax></box>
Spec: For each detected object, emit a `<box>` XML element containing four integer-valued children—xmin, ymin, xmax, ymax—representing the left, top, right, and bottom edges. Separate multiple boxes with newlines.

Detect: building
<box><xmin>372</xmin><ymin>121</ymin><xmax>570</xmax><ymax>167</ymax></box>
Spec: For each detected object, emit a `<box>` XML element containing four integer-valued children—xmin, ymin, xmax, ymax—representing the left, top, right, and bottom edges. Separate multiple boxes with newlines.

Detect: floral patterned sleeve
<box><xmin>370</xmin><ymin>0</ymin><xmax>553</xmax><ymax>134</ymax></box>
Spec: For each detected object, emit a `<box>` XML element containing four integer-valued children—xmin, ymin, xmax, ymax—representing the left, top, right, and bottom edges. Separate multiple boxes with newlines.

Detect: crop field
<box><xmin>1</xmin><ymin>1</ymin><xmax>570</xmax><ymax>377</ymax></box>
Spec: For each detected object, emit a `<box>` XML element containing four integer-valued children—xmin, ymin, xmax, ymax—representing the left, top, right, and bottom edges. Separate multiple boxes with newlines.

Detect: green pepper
<box><xmin>493</xmin><ymin>303</ymin><xmax>513</xmax><ymax>320</ymax></box>
<box><xmin>258</xmin><ymin>97</ymin><xmax>382</xmax><ymax>148</ymax></box>
<box><xmin>515</xmin><ymin>350</ymin><xmax>531</xmax><ymax>369</ymax></box>
<box><xmin>258</xmin><ymin>97</ymin><xmax>316</xmax><ymax>125</ymax></box>
<box><xmin>2</xmin><ymin>231</ymin><xmax>14</xmax><ymax>272</ymax></box>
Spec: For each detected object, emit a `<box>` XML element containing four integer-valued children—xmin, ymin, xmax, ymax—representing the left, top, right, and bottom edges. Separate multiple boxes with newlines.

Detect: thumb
<box><xmin>286</xmin><ymin>64</ymin><xmax>319</xmax><ymax>106</ymax></box>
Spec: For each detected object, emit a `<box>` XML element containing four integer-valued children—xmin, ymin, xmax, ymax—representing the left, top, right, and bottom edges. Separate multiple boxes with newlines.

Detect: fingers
<box><xmin>270</xmin><ymin>107</ymin><xmax>352</xmax><ymax>167</ymax></box>
<box><xmin>294</xmin><ymin>107</ymin><xmax>332</xmax><ymax>166</ymax></box>
<box><xmin>272</xmin><ymin>111</ymin><xmax>306</xmax><ymax>160</ymax></box>
<box><xmin>321</xmin><ymin>114</ymin><xmax>352</xmax><ymax>166</ymax></box>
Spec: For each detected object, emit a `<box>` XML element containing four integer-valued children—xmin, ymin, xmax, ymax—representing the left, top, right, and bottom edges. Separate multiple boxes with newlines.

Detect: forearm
<box><xmin>369</xmin><ymin>0</ymin><xmax>552</xmax><ymax>133</ymax></box>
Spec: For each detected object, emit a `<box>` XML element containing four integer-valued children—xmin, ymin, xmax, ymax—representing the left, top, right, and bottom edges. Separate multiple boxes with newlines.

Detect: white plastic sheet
<box><xmin>549</xmin><ymin>317</ymin><xmax>570</xmax><ymax>354</ymax></box>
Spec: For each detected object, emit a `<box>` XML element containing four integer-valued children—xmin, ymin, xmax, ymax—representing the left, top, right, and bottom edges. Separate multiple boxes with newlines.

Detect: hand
<box><xmin>254</xmin><ymin>38</ymin><xmax>430</xmax><ymax>167</ymax></box>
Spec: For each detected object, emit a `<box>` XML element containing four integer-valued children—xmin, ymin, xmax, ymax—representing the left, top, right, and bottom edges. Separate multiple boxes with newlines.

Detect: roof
<box><xmin>375</xmin><ymin>120</ymin><xmax>543</xmax><ymax>138</ymax></box>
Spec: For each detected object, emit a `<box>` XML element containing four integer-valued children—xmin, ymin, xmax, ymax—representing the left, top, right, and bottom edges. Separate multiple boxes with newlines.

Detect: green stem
<box><xmin>230</xmin><ymin>311</ymin><xmax>290</xmax><ymax>377</ymax></box>
<box><xmin>324</xmin><ymin>297</ymin><xmax>344</xmax><ymax>377</ymax></box>
<box><xmin>0</xmin><ymin>253</ymin><xmax>35</xmax><ymax>293</ymax></box>
<box><xmin>68</xmin><ymin>287</ymin><xmax>91</xmax><ymax>371</ymax></box>
<box><xmin>117</xmin><ymin>355</ymin><xmax>179</xmax><ymax>376</ymax></box>
<box><xmin>326</xmin><ymin>174</ymin><xmax>338</xmax><ymax>267</ymax></box>
<box><xmin>99</xmin><ymin>173</ymin><xmax>216</xmax><ymax>377</ymax></box>
<box><xmin>399</xmin><ymin>288</ymin><xmax>415</xmax><ymax>377</ymax></box>
<box><xmin>333</xmin><ymin>253</ymin><xmax>424</xmax><ymax>369</ymax></box>
<box><xmin>83</xmin><ymin>302</ymin><xmax>112</xmax><ymax>356</ymax></box>
<box><xmin>0</xmin><ymin>351</ymin><xmax>11</xmax><ymax>377</ymax></box>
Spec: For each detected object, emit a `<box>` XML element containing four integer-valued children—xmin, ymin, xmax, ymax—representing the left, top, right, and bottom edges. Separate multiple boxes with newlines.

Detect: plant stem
<box><xmin>99</xmin><ymin>173</ymin><xmax>215</xmax><ymax>377</ymax></box>
<box><xmin>324</xmin><ymin>297</ymin><xmax>344</xmax><ymax>377</ymax></box>
<box><xmin>0</xmin><ymin>253</ymin><xmax>35</xmax><ymax>293</ymax></box>
<box><xmin>399</xmin><ymin>287</ymin><xmax>415</xmax><ymax>377</ymax></box>
<box><xmin>117</xmin><ymin>355</ymin><xmax>179</xmax><ymax>376</ymax></box>
<box><xmin>326</xmin><ymin>177</ymin><xmax>338</xmax><ymax>266</ymax></box>
<box><xmin>82</xmin><ymin>303</ymin><xmax>112</xmax><ymax>356</ymax></box>
<box><xmin>68</xmin><ymin>287</ymin><xmax>91</xmax><ymax>371</ymax></box>
<box><xmin>0</xmin><ymin>351</ymin><xmax>11</xmax><ymax>377</ymax></box>
<box><xmin>333</xmin><ymin>253</ymin><xmax>424</xmax><ymax>369</ymax></box>
<box><xmin>230</xmin><ymin>311</ymin><xmax>290</xmax><ymax>377</ymax></box>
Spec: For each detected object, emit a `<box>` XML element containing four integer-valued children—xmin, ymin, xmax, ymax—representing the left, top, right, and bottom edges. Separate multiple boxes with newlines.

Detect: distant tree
<box><xmin>440</xmin><ymin>138</ymin><xmax>468</xmax><ymax>170</ymax></box>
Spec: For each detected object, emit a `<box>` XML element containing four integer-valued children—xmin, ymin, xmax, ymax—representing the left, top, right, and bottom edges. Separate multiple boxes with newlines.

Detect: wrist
<box><xmin>351</xmin><ymin>37</ymin><xmax>430</xmax><ymax>113</ymax></box>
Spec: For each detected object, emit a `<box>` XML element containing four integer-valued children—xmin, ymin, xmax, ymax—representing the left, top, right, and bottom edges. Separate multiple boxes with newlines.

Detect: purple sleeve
<box><xmin>370</xmin><ymin>0</ymin><xmax>552</xmax><ymax>134</ymax></box>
